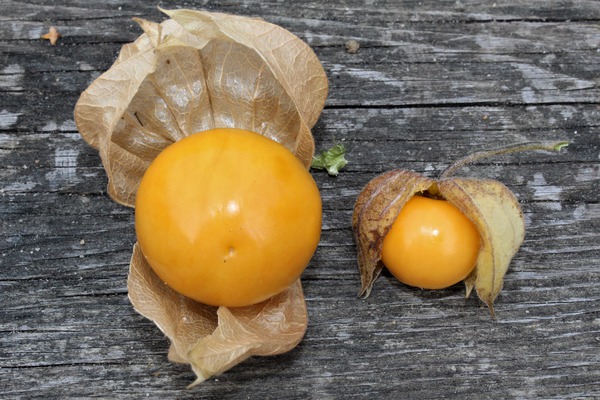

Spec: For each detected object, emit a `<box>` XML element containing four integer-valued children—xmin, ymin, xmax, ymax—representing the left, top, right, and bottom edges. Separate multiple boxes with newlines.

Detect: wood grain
<box><xmin>1</xmin><ymin>0</ymin><xmax>599</xmax><ymax>398</ymax></box>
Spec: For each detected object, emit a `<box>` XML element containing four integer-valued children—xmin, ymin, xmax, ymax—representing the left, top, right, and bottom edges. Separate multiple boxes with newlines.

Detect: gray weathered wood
<box><xmin>1</xmin><ymin>1</ymin><xmax>599</xmax><ymax>399</ymax></box>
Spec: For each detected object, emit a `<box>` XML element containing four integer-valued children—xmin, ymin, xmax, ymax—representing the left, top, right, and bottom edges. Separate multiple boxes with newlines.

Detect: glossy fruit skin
<box><xmin>381</xmin><ymin>195</ymin><xmax>481</xmax><ymax>289</ymax></box>
<box><xmin>135</xmin><ymin>128</ymin><xmax>322</xmax><ymax>307</ymax></box>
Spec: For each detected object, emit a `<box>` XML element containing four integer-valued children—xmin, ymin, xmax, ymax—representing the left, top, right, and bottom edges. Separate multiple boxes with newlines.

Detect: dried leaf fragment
<box><xmin>41</xmin><ymin>26</ymin><xmax>61</xmax><ymax>45</ymax></box>
<box><xmin>128</xmin><ymin>244</ymin><xmax>307</xmax><ymax>385</ymax></box>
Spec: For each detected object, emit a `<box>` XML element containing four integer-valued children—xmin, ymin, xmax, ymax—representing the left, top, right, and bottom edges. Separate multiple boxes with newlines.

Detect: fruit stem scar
<box><xmin>223</xmin><ymin>246</ymin><xmax>236</xmax><ymax>262</ymax></box>
<box><xmin>439</xmin><ymin>141</ymin><xmax>569</xmax><ymax>179</ymax></box>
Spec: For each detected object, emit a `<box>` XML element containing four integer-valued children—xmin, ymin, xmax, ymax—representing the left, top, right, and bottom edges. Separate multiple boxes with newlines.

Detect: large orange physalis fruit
<box><xmin>135</xmin><ymin>128</ymin><xmax>322</xmax><ymax>308</ymax></box>
<box><xmin>74</xmin><ymin>8</ymin><xmax>328</xmax><ymax>386</ymax></box>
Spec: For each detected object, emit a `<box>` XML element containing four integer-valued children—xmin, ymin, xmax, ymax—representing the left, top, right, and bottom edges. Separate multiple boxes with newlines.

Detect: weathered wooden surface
<box><xmin>1</xmin><ymin>0</ymin><xmax>599</xmax><ymax>398</ymax></box>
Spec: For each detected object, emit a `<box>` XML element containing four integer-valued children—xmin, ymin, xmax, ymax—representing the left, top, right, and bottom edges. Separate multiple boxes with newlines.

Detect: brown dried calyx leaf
<box><xmin>353</xmin><ymin>170</ymin><xmax>434</xmax><ymax>297</ymax></box>
<box><xmin>74</xmin><ymin>8</ymin><xmax>328</xmax><ymax>207</ymax></box>
<box><xmin>75</xmin><ymin>9</ymin><xmax>327</xmax><ymax>385</ymax></box>
<box><xmin>128</xmin><ymin>245</ymin><xmax>307</xmax><ymax>387</ymax></box>
<box><xmin>353</xmin><ymin>141</ymin><xmax>568</xmax><ymax>316</ymax></box>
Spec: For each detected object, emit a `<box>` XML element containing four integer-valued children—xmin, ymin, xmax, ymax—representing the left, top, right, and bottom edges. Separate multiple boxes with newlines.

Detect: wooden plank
<box><xmin>2</xmin><ymin>20</ymin><xmax>599</xmax><ymax>106</ymax></box>
<box><xmin>2</xmin><ymin>0</ymin><xmax>600</xmax><ymax>24</ymax></box>
<box><xmin>1</xmin><ymin>0</ymin><xmax>599</xmax><ymax>398</ymax></box>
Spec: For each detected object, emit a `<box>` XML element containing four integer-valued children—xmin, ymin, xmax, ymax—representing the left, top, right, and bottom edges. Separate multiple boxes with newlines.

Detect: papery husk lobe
<box><xmin>74</xmin><ymin>8</ymin><xmax>328</xmax><ymax>207</ymax></box>
<box><xmin>352</xmin><ymin>170</ymin><xmax>434</xmax><ymax>298</ymax></box>
<box><xmin>128</xmin><ymin>244</ymin><xmax>307</xmax><ymax>386</ymax></box>
<box><xmin>438</xmin><ymin>178</ymin><xmax>525</xmax><ymax>317</ymax></box>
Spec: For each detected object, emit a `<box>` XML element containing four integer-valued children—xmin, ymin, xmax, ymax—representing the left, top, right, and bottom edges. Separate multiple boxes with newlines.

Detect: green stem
<box><xmin>439</xmin><ymin>141</ymin><xmax>569</xmax><ymax>179</ymax></box>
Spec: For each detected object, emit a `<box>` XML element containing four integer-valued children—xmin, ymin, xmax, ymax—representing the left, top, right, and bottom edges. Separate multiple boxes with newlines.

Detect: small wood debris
<box><xmin>41</xmin><ymin>26</ymin><xmax>61</xmax><ymax>45</ymax></box>
<box><xmin>345</xmin><ymin>40</ymin><xmax>360</xmax><ymax>54</ymax></box>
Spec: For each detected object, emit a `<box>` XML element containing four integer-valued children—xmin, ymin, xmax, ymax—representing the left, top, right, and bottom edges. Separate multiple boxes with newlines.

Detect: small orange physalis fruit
<box><xmin>353</xmin><ymin>141</ymin><xmax>568</xmax><ymax>316</ymax></box>
<box><xmin>135</xmin><ymin>128</ymin><xmax>322</xmax><ymax>308</ymax></box>
<box><xmin>381</xmin><ymin>195</ymin><xmax>481</xmax><ymax>290</ymax></box>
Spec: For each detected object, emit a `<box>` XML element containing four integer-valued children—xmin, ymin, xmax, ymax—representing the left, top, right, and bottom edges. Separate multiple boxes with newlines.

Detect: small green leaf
<box><xmin>311</xmin><ymin>144</ymin><xmax>348</xmax><ymax>176</ymax></box>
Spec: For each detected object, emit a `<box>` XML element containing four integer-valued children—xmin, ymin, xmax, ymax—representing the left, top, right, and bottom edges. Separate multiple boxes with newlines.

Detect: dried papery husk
<box><xmin>353</xmin><ymin>141</ymin><xmax>565</xmax><ymax>315</ymax></box>
<box><xmin>128</xmin><ymin>244</ymin><xmax>307</xmax><ymax>386</ymax></box>
<box><xmin>353</xmin><ymin>172</ymin><xmax>525</xmax><ymax>315</ymax></box>
<box><xmin>352</xmin><ymin>170</ymin><xmax>434</xmax><ymax>297</ymax></box>
<box><xmin>128</xmin><ymin>244</ymin><xmax>218</xmax><ymax>362</ymax></box>
<box><xmin>75</xmin><ymin>9</ymin><xmax>326</xmax><ymax>385</ymax></box>
<box><xmin>74</xmin><ymin>8</ymin><xmax>328</xmax><ymax>207</ymax></box>
<box><xmin>438</xmin><ymin>178</ymin><xmax>525</xmax><ymax>317</ymax></box>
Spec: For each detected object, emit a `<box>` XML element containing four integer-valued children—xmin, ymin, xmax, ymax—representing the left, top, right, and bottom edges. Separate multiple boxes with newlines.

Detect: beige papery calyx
<box><xmin>74</xmin><ymin>8</ymin><xmax>328</xmax><ymax>385</ymax></box>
